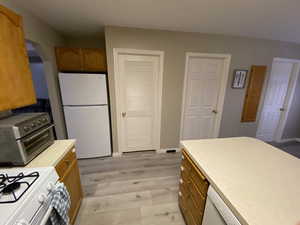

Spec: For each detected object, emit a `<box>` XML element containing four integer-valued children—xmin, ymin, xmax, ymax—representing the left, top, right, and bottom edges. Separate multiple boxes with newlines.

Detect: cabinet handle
<box><xmin>179</xmin><ymin>191</ymin><xmax>182</xmax><ymax>197</ymax></box>
<box><xmin>180</xmin><ymin>166</ymin><xmax>184</xmax><ymax>171</ymax></box>
<box><xmin>180</xmin><ymin>179</ymin><xmax>183</xmax><ymax>184</ymax></box>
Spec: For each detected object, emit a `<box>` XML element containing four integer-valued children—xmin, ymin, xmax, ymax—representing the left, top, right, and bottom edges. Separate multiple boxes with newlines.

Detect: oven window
<box><xmin>21</xmin><ymin>127</ymin><xmax>54</xmax><ymax>155</ymax></box>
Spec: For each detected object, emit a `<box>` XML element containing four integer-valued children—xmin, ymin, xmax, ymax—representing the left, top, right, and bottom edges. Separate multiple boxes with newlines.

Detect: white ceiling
<box><xmin>14</xmin><ymin>0</ymin><xmax>300</xmax><ymax>43</ymax></box>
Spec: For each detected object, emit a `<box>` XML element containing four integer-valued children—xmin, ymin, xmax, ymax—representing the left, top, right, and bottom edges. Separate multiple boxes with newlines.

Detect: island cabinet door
<box><xmin>179</xmin><ymin>149</ymin><xmax>209</xmax><ymax>225</ymax></box>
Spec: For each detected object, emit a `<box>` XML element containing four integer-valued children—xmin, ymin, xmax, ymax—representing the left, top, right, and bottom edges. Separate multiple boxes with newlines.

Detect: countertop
<box><xmin>26</xmin><ymin>139</ymin><xmax>76</xmax><ymax>168</ymax></box>
<box><xmin>181</xmin><ymin>137</ymin><xmax>300</xmax><ymax>225</ymax></box>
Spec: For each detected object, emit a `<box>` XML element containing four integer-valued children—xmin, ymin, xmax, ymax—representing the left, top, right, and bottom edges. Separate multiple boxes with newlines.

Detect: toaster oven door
<box><xmin>18</xmin><ymin>125</ymin><xmax>55</xmax><ymax>164</ymax></box>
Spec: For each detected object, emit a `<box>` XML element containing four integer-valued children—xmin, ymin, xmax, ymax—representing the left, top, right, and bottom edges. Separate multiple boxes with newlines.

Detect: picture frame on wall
<box><xmin>232</xmin><ymin>70</ymin><xmax>248</xmax><ymax>89</ymax></box>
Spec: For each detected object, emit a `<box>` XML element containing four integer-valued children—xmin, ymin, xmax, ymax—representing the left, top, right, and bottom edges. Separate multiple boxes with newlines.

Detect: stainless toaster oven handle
<box><xmin>22</xmin><ymin>125</ymin><xmax>54</xmax><ymax>143</ymax></box>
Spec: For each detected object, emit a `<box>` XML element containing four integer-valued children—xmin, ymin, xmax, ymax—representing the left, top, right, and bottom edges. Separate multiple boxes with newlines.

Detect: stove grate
<box><xmin>0</xmin><ymin>171</ymin><xmax>39</xmax><ymax>203</ymax></box>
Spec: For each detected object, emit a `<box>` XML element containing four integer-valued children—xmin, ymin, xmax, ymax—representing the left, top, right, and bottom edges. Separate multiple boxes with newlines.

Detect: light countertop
<box><xmin>26</xmin><ymin>139</ymin><xmax>76</xmax><ymax>168</ymax></box>
<box><xmin>181</xmin><ymin>137</ymin><xmax>300</xmax><ymax>225</ymax></box>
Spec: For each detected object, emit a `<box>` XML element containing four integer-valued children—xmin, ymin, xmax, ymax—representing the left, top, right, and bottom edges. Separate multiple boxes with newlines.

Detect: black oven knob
<box><xmin>41</xmin><ymin>118</ymin><xmax>47</xmax><ymax>123</ymax></box>
<box><xmin>31</xmin><ymin>123</ymin><xmax>37</xmax><ymax>128</ymax></box>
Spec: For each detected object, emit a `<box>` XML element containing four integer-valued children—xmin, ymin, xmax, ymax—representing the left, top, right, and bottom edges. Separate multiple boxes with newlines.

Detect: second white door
<box><xmin>117</xmin><ymin>53</ymin><xmax>162</xmax><ymax>152</ymax></box>
<box><xmin>256</xmin><ymin>60</ymin><xmax>297</xmax><ymax>142</ymax></box>
<box><xmin>181</xmin><ymin>55</ymin><xmax>229</xmax><ymax>140</ymax></box>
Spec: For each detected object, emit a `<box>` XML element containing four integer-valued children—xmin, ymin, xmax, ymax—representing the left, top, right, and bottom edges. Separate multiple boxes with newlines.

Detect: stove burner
<box><xmin>0</xmin><ymin>171</ymin><xmax>39</xmax><ymax>203</ymax></box>
<box><xmin>2</xmin><ymin>182</ymin><xmax>21</xmax><ymax>194</ymax></box>
<box><xmin>0</xmin><ymin>174</ymin><xmax>6</xmax><ymax>189</ymax></box>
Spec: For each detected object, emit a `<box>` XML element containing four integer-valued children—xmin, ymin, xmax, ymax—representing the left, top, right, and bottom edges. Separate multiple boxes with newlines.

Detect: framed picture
<box><xmin>232</xmin><ymin>70</ymin><xmax>248</xmax><ymax>89</ymax></box>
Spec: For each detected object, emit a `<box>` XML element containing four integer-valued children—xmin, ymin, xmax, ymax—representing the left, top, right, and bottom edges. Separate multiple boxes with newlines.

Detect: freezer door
<box><xmin>59</xmin><ymin>73</ymin><xmax>108</xmax><ymax>105</ymax></box>
<box><xmin>64</xmin><ymin>105</ymin><xmax>111</xmax><ymax>158</ymax></box>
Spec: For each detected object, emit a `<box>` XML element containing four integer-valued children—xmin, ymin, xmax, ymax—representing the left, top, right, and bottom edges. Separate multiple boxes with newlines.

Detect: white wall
<box><xmin>30</xmin><ymin>63</ymin><xmax>49</xmax><ymax>99</ymax></box>
<box><xmin>105</xmin><ymin>26</ymin><xmax>300</xmax><ymax>152</ymax></box>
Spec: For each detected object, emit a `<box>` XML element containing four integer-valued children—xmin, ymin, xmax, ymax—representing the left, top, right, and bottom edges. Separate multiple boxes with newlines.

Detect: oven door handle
<box><xmin>40</xmin><ymin>205</ymin><xmax>53</xmax><ymax>225</ymax></box>
<box><xmin>22</xmin><ymin>125</ymin><xmax>54</xmax><ymax>143</ymax></box>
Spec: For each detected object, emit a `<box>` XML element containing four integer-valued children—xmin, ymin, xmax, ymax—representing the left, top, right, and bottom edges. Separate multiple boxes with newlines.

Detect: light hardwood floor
<box><xmin>75</xmin><ymin>151</ymin><xmax>185</xmax><ymax>225</ymax></box>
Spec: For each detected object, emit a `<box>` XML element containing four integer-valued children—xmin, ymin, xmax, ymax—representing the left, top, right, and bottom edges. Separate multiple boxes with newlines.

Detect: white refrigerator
<box><xmin>59</xmin><ymin>73</ymin><xmax>111</xmax><ymax>158</ymax></box>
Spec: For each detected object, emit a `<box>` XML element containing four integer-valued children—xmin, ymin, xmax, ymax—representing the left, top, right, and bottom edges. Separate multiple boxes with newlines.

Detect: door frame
<box><xmin>257</xmin><ymin>57</ymin><xmax>300</xmax><ymax>142</ymax></box>
<box><xmin>113</xmin><ymin>48</ymin><xmax>164</xmax><ymax>153</ymax></box>
<box><xmin>180</xmin><ymin>53</ymin><xmax>231</xmax><ymax>140</ymax></box>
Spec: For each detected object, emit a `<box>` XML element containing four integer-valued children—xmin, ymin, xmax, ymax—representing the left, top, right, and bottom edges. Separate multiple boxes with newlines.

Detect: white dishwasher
<box><xmin>202</xmin><ymin>186</ymin><xmax>242</xmax><ymax>225</ymax></box>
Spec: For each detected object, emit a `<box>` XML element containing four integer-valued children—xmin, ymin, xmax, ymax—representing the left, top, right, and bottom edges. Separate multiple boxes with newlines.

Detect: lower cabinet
<box><xmin>179</xmin><ymin>149</ymin><xmax>209</xmax><ymax>225</ymax></box>
<box><xmin>55</xmin><ymin>148</ymin><xmax>83</xmax><ymax>224</ymax></box>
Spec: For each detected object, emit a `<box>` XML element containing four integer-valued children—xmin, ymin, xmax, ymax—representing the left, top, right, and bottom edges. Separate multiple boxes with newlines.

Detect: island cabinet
<box><xmin>55</xmin><ymin>147</ymin><xmax>83</xmax><ymax>225</ymax></box>
<box><xmin>179</xmin><ymin>149</ymin><xmax>209</xmax><ymax>225</ymax></box>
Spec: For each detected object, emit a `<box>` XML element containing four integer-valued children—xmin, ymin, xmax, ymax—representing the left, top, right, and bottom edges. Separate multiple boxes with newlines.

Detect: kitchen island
<box><xmin>180</xmin><ymin>137</ymin><xmax>300</xmax><ymax>225</ymax></box>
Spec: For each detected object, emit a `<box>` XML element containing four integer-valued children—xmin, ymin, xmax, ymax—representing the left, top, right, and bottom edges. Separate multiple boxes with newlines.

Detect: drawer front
<box><xmin>181</xmin><ymin>153</ymin><xmax>192</xmax><ymax>172</ymax></box>
<box><xmin>187</xmin><ymin>196</ymin><xmax>204</xmax><ymax>225</ymax></box>
<box><xmin>190</xmin><ymin>165</ymin><xmax>208</xmax><ymax>196</ymax></box>
<box><xmin>180</xmin><ymin>165</ymin><xmax>190</xmax><ymax>183</ymax></box>
<box><xmin>55</xmin><ymin>148</ymin><xmax>76</xmax><ymax>178</ymax></box>
<box><xmin>179</xmin><ymin>178</ymin><xmax>189</xmax><ymax>196</ymax></box>
<box><xmin>189</xmin><ymin>180</ymin><xmax>206</xmax><ymax>210</ymax></box>
<box><xmin>185</xmin><ymin>209</ymin><xmax>198</xmax><ymax>225</ymax></box>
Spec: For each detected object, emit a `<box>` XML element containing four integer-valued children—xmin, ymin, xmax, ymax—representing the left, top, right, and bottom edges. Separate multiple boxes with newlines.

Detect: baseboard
<box><xmin>295</xmin><ymin>138</ymin><xmax>300</xmax><ymax>143</ymax></box>
<box><xmin>112</xmin><ymin>152</ymin><xmax>122</xmax><ymax>157</ymax></box>
<box><xmin>276</xmin><ymin>138</ymin><xmax>300</xmax><ymax>143</ymax></box>
<box><xmin>157</xmin><ymin>148</ymin><xmax>180</xmax><ymax>154</ymax></box>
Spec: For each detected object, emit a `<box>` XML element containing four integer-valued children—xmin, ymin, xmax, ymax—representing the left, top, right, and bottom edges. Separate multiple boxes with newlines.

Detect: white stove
<box><xmin>0</xmin><ymin>167</ymin><xmax>59</xmax><ymax>225</ymax></box>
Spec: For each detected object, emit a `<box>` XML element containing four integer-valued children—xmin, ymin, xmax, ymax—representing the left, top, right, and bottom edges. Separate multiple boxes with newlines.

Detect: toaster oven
<box><xmin>0</xmin><ymin>113</ymin><xmax>55</xmax><ymax>166</ymax></box>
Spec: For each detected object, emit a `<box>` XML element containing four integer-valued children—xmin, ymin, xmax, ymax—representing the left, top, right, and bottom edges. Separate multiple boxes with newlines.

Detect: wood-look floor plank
<box><xmin>75</xmin><ymin>152</ymin><xmax>184</xmax><ymax>225</ymax></box>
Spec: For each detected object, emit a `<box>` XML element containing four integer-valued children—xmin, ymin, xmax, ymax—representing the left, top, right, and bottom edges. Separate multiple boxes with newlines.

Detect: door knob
<box><xmin>280</xmin><ymin>108</ymin><xmax>285</xmax><ymax>112</ymax></box>
<box><xmin>212</xmin><ymin>110</ymin><xmax>218</xmax><ymax>114</ymax></box>
<box><xmin>121</xmin><ymin>112</ymin><xmax>126</xmax><ymax>117</ymax></box>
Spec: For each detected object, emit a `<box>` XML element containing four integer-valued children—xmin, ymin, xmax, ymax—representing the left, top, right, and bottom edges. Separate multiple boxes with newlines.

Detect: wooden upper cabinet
<box><xmin>55</xmin><ymin>47</ymin><xmax>83</xmax><ymax>72</ymax></box>
<box><xmin>0</xmin><ymin>5</ymin><xmax>36</xmax><ymax>111</ymax></box>
<box><xmin>55</xmin><ymin>47</ymin><xmax>107</xmax><ymax>72</ymax></box>
<box><xmin>241</xmin><ymin>65</ymin><xmax>267</xmax><ymax>122</ymax></box>
<box><xmin>82</xmin><ymin>48</ymin><xmax>107</xmax><ymax>72</ymax></box>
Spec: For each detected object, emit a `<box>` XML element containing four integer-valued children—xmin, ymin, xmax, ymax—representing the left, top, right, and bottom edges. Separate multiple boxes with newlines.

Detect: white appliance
<box><xmin>59</xmin><ymin>73</ymin><xmax>111</xmax><ymax>158</ymax></box>
<box><xmin>0</xmin><ymin>167</ymin><xmax>59</xmax><ymax>225</ymax></box>
<box><xmin>202</xmin><ymin>186</ymin><xmax>241</xmax><ymax>225</ymax></box>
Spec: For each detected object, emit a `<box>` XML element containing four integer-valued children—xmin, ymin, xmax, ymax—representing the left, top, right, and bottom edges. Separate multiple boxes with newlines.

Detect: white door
<box><xmin>64</xmin><ymin>105</ymin><xmax>111</xmax><ymax>158</ymax></box>
<box><xmin>59</xmin><ymin>73</ymin><xmax>108</xmax><ymax>105</ymax></box>
<box><xmin>256</xmin><ymin>60</ymin><xmax>295</xmax><ymax>142</ymax></box>
<box><xmin>181</xmin><ymin>57</ymin><xmax>226</xmax><ymax>140</ymax></box>
<box><xmin>117</xmin><ymin>54</ymin><xmax>162</xmax><ymax>152</ymax></box>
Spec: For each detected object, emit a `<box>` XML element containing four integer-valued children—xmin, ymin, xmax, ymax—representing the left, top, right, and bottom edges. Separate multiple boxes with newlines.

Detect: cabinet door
<box><xmin>241</xmin><ymin>65</ymin><xmax>267</xmax><ymax>122</ymax></box>
<box><xmin>0</xmin><ymin>5</ymin><xmax>36</xmax><ymax>111</ymax></box>
<box><xmin>55</xmin><ymin>47</ymin><xmax>83</xmax><ymax>72</ymax></box>
<box><xmin>82</xmin><ymin>48</ymin><xmax>107</xmax><ymax>72</ymax></box>
<box><xmin>62</xmin><ymin>159</ymin><xmax>83</xmax><ymax>224</ymax></box>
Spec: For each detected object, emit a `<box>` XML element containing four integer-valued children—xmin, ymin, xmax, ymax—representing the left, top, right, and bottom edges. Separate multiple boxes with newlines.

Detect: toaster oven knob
<box><xmin>16</xmin><ymin>219</ymin><xmax>29</xmax><ymax>225</ymax></box>
<box><xmin>23</xmin><ymin>126</ymin><xmax>30</xmax><ymax>132</ymax></box>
